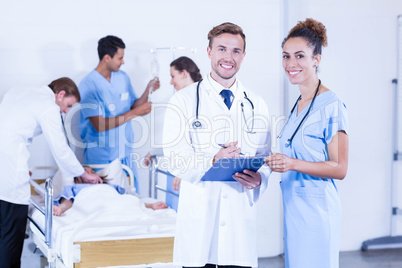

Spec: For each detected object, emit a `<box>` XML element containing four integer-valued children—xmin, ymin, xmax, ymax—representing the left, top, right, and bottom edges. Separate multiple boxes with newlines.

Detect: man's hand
<box><xmin>132</xmin><ymin>101</ymin><xmax>152</xmax><ymax>116</ymax></box>
<box><xmin>81</xmin><ymin>171</ymin><xmax>102</xmax><ymax>184</ymax></box>
<box><xmin>213</xmin><ymin>141</ymin><xmax>241</xmax><ymax>164</ymax></box>
<box><xmin>233</xmin><ymin>170</ymin><xmax>261</xmax><ymax>189</ymax></box>
<box><xmin>147</xmin><ymin>77</ymin><xmax>160</xmax><ymax>94</ymax></box>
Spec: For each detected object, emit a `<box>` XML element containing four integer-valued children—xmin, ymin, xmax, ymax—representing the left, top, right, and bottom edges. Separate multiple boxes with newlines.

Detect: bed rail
<box><xmin>148</xmin><ymin>155</ymin><xmax>179</xmax><ymax>199</ymax></box>
<box><xmin>29</xmin><ymin>177</ymin><xmax>56</xmax><ymax>267</ymax></box>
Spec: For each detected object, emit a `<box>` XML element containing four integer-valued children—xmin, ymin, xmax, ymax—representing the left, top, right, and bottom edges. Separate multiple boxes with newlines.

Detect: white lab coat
<box><xmin>0</xmin><ymin>85</ymin><xmax>84</xmax><ymax>205</ymax></box>
<box><xmin>163</xmin><ymin>75</ymin><xmax>271</xmax><ymax>267</ymax></box>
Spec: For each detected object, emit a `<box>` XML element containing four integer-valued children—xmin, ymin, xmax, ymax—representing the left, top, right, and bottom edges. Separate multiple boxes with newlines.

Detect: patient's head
<box><xmin>74</xmin><ymin>166</ymin><xmax>108</xmax><ymax>184</ymax></box>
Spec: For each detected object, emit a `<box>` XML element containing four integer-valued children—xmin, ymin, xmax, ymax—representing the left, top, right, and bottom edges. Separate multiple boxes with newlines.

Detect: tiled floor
<box><xmin>22</xmin><ymin>235</ymin><xmax>402</xmax><ymax>268</ymax></box>
<box><xmin>21</xmin><ymin>236</ymin><xmax>43</xmax><ymax>268</ymax></box>
<box><xmin>258</xmin><ymin>248</ymin><xmax>402</xmax><ymax>268</ymax></box>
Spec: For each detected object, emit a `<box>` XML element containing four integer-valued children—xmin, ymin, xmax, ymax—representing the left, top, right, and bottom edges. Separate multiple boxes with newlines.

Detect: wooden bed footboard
<box><xmin>74</xmin><ymin>236</ymin><xmax>174</xmax><ymax>268</ymax></box>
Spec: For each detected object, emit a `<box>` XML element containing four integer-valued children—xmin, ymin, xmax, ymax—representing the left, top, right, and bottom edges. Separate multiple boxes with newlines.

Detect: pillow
<box><xmin>96</xmin><ymin>158</ymin><xmax>130</xmax><ymax>191</ymax></box>
<box><xmin>49</xmin><ymin>158</ymin><xmax>132</xmax><ymax>199</ymax></box>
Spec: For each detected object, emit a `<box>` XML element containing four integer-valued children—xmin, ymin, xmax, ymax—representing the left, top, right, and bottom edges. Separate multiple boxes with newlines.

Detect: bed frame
<box><xmin>148</xmin><ymin>155</ymin><xmax>179</xmax><ymax>200</ymax></box>
<box><xmin>29</xmin><ymin>164</ymin><xmax>175</xmax><ymax>268</ymax></box>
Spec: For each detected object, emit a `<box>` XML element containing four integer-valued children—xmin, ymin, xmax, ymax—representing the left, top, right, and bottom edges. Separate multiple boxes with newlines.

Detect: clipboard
<box><xmin>201</xmin><ymin>157</ymin><xmax>265</xmax><ymax>182</ymax></box>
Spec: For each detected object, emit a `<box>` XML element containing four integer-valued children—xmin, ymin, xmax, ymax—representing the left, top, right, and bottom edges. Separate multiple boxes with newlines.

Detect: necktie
<box><xmin>220</xmin><ymin>89</ymin><xmax>232</xmax><ymax>109</ymax></box>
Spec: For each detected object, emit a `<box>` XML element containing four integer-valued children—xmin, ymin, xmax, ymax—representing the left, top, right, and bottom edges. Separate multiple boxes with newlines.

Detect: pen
<box><xmin>218</xmin><ymin>144</ymin><xmax>245</xmax><ymax>156</ymax></box>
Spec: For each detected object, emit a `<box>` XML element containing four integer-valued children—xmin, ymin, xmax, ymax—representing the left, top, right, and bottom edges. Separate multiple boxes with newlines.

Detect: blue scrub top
<box><xmin>280</xmin><ymin>91</ymin><xmax>348</xmax><ymax>187</ymax></box>
<box><xmin>279</xmin><ymin>91</ymin><xmax>348</xmax><ymax>268</ymax></box>
<box><xmin>79</xmin><ymin>70</ymin><xmax>137</xmax><ymax>165</ymax></box>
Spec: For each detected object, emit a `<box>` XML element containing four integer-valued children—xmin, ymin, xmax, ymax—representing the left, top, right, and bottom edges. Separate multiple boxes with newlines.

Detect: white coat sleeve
<box><xmin>39</xmin><ymin>106</ymin><xmax>85</xmax><ymax>178</ymax></box>
<box><xmin>163</xmin><ymin>94</ymin><xmax>213</xmax><ymax>184</ymax></box>
<box><xmin>249</xmin><ymin>98</ymin><xmax>272</xmax><ymax>203</ymax></box>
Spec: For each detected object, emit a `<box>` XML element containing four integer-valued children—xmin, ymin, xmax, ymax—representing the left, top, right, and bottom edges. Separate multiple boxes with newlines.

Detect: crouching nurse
<box><xmin>0</xmin><ymin>77</ymin><xmax>102</xmax><ymax>268</ymax></box>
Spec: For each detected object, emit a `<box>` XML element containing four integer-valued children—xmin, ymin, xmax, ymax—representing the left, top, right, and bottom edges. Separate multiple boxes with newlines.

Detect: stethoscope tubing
<box><xmin>278</xmin><ymin>79</ymin><xmax>322</xmax><ymax>147</ymax></box>
<box><xmin>192</xmin><ymin>79</ymin><xmax>255</xmax><ymax>133</ymax></box>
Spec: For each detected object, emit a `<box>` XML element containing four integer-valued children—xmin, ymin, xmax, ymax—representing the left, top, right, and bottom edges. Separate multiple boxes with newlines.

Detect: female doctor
<box><xmin>265</xmin><ymin>19</ymin><xmax>349</xmax><ymax>268</ymax></box>
<box><xmin>144</xmin><ymin>56</ymin><xmax>202</xmax><ymax>191</ymax></box>
<box><xmin>163</xmin><ymin>22</ymin><xmax>271</xmax><ymax>268</ymax></box>
<box><xmin>0</xmin><ymin>77</ymin><xmax>101</xmax><ymax>267</ymax></box>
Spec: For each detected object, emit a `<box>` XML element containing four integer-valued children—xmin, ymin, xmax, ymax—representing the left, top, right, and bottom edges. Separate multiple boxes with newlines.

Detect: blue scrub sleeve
<box><xmin>324</xmin><ymin>99</ymin><xmax>349</xmax><ymax>145</ymax></box>
<box><xmin>79</xmin><ymin>81</ymin><xmax>105</xmax><ymax>119</ymax></box>
<box><xmin>127</xmin><ymin>76</ymin><xmax>138</xmax><ymax>104</ymax></box>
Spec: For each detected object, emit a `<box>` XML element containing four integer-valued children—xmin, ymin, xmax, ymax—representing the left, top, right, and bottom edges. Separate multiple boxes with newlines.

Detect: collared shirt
<box><xmin>207</xmin><ymin>74</ymin><xmax>238</xmax><ymax>104</ymax></box>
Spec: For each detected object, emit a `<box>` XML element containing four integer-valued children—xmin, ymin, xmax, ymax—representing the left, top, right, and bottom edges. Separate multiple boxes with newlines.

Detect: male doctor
<box><xmin>0</xmin><ymin>77</ymin><xmax>101</xmax><ymax>268</ymax></box>
<box><xmin>163</xmin><ymin>22</ymin><xmax>271</xmax><ymax>268</ymax></box>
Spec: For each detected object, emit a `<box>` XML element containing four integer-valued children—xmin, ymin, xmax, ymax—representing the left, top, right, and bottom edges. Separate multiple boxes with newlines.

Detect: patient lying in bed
<box><xmin>53</xmin><ymin>166</ymin><xmax>168</xmax><ymax>216</ymax></box>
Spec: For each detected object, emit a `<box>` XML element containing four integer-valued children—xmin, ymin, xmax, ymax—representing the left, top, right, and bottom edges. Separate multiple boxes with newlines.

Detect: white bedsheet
<box><xmin>31</xmin><ymin>184</ymin><xmax>176</xmax><ymax>267</ymax></box>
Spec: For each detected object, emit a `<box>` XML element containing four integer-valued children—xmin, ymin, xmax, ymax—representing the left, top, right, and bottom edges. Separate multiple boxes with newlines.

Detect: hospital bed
<box><xmin>148</xmin><ymin>154</ymin><xmax>179</xmax><ymax>211</ymax></box>
<box><xmin>28</xmin><ymin>163</ymin><xmax>176</xmax><ymax>268</ymax></box>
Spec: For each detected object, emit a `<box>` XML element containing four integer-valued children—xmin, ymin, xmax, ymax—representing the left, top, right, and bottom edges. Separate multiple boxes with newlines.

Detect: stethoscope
<box><xmin>60</xmin><ymin>113</ymin><xmax>71</xmax><ymax>147</ymax></box>
<box><xmin>277</xmin><ymin>79</ymin><xmax>321</xmax><ymax>147</ymax></box>
<box><xmin>192</xmin><ymin>79</ymin><xmax>255</xmax><ymax>133</ymax></box>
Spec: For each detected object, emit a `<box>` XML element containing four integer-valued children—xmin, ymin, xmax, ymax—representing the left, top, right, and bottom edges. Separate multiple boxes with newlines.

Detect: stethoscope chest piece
<box><xmin>285</xmin><ymin>139</ymin><xmax>291</xmax><ymax>147</ymax></box>
<box><xmin>192</xmin><ymin>120</ymin><xmax>202</xmax><ymax>129</ymax></box>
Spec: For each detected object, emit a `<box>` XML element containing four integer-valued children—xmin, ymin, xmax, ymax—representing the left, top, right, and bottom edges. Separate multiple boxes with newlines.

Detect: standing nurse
<box><xmin>0</xmin><ymin>77</ymin><xmax>101</xmax><ymax>268</ymax></box>
<box><xmin>79</xmin><ymin>35</ymin><xmax>160</xmax><ymax>194</ymax></box>
<box><xmin>265</xmin><ymin>18</ymin><xmax>349</xmax><ymax>268</ymax></box>
<box><xmin>163</xmin><ymin>22</ymin><xmax>271</xmax><ymax>268</ymax></box>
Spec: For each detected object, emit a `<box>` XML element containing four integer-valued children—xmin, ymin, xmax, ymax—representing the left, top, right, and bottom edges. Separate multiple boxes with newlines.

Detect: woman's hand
<box><xmin>53</xmin><ymin>205</ymin><xmax>62</xmax><ymax>216</ymax></box>
<box><xmin>144</xmin><ymin>152</ymin><xmax>152</xmax><ymax>167</ymax></box>
<box><xmin>146</xmin><ymin>201</ymin><xmax>168</xmax><ymax>210</ymax></box>
<box><xmin>264</xmin><ymin>153</ymin><xmax>292</xmax><ymax>173</ymax></box>
<box><xmin>172</xmin><ymin>177</ymin><xmax>181</xmax><ymax>192</ymax></box>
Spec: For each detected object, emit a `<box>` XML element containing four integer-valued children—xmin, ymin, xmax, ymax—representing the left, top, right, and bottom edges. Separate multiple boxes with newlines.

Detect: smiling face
<box><xmin>207</xmin><ymin>33</ymin><xmax>245</xmax><ymax>87</ymax></box>
<box><xmin>282</xmin><ymin>37</ymin><xmax>321</xmax><ymax>86</ymax></box>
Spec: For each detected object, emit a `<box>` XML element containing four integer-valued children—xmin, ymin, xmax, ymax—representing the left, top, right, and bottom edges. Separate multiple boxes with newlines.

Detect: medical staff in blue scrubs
<box><xmin>79</xmin><ymin>35</ymin><xmax>159</xmax><ymax>194</ymax></box>
<box><xmin>265</xmin><ymin>18</ymin><xmax>349</xmax><ymax>268</ymax></box>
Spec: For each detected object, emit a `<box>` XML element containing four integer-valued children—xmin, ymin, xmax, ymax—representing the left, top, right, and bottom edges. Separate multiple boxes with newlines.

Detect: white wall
<box><xmin>2</xmin><ymin>0</ymin><xmax>402</xmax><ymax>258</ymax></box>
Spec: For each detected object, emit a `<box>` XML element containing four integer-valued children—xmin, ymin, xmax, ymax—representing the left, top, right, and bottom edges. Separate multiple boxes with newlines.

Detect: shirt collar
<box><xmin>207</xmin><ymin>73</ymin><xmax>238</xmax><ymax>97</ymax></box>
